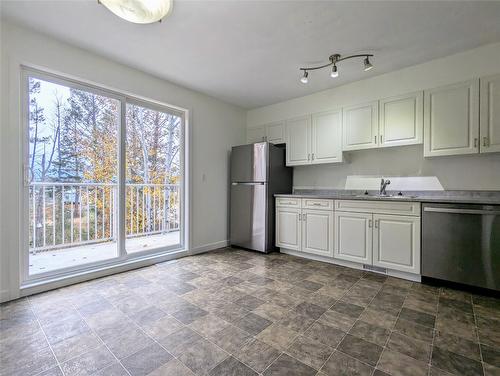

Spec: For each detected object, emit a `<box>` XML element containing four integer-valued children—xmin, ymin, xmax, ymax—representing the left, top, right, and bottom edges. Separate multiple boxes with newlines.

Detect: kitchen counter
<box><xmin>275</xmin><ymin>189</ymin><xmax>500</xmax><ymax>205</ymax></box>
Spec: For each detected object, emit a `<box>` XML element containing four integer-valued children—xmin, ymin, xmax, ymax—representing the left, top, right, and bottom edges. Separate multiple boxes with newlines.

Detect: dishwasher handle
<box><xmin>424</xmin><ymin>207</ymin><xmax>500</xmax><ymax>215</ymax></box>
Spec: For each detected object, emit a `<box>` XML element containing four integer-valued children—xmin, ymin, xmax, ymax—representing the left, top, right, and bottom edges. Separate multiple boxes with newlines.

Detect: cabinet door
<box><xmin>247</xmin><ymin>127</ymin><xmax>266</xmax><ymax>143</ymax></box>
<box><xmin>286</xmin><ymin>116</ymin><xmax>311</xmax><ymax>166</ymax></box>
<box><xmin>276</xmin><ymin>207</ymin><xmax>301</xmax><ymax>251</ymax></box>
<box><xmin>266</xmin><ymin>121</ymin><xmax>285</xmax><ymax>144</ymax></box>
<box><xmin>302</xmin><ymin>209</ymin><xmax>334</xmax><ymax>258</ymax></box>
<box><xmin>334</xmin><ymin>211</ymin><xmax>372</xmax><ymax>264</ymax></box>
<box><xmin>373</xmin><ymin>214</ymin><xmax>420</xmax><ymax>274</ymax></box>
<box><xmin>342</xmin><ymin>101</ymin><xmax>379</xmax><ymax>151</ymax></box>
<box><xmin>379</xmin><ymin>91</ymin><xmax>423</xmax><ymax>148</ymax></box>
<box><xmin>480</xmin><ymin>74</ymin><xmax>500</xmax><ymax>154</ymax></box>
<box><xmin>311</xmin><ymin>110</ymin><xmax>343</xmax><ymax>164</ymax></box>
<box><xmin>424</xmin><ymin>79</ymin><xmax>479</xmax><ymax>157</ymax></box>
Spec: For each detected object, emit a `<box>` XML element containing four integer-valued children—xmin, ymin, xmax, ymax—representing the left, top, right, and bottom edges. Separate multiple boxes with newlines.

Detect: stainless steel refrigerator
<box><xmin>230</xmin><ymin>142</ymin><xmax>293</xmax><ymax>253</ymax></box>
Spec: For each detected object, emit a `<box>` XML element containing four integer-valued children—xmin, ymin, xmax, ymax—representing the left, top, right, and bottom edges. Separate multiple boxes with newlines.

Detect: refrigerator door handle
<box><xmin>232</xmin><ymin>182</ymin><xmax>266</xmax><ymax>186</ymax></box>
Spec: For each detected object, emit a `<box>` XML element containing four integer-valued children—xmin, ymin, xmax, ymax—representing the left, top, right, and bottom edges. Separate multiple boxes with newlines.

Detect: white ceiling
<box><xmin>2</xmin><ymin>1</ymin><xmax>500</xmax><ymax>109</ymax></box>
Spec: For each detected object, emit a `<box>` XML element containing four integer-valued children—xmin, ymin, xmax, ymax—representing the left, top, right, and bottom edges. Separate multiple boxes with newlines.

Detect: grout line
<box><xmin>472</xmin><ymin>293</ymin><xmax>486</xmax><ymax>376</ymax></box>
<box><xmin>426</xmin><ymin>287</ymin><xmax>441</xmax><ymax>376</ymax></box>
<box><xmin>371</xmin><ymin>283</ymin><xmax>412</xmax><ymax>376</ymax></box>
<box><xmin>26</xmin><ymin>296</ymin><xmax>63</xmax><ymax>376</ymax></box>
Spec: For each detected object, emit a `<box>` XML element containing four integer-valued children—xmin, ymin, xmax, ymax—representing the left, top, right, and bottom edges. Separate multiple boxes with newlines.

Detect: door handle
<box><xmin>424</xmin><ymin>207</ymin><xmax>500</xmax><ymax>215</ymax></box>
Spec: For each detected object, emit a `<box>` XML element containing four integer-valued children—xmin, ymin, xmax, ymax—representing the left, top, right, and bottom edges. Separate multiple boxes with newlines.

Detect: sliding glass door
<box><xmin>125</xmin><ymin>102</ymin><xmax>182</xmax><ymax>254</ymax></box>
<box><xmin>23</xmin><ymin>68</ymin><xmax>185</xmax><ymax>282</ymax></box>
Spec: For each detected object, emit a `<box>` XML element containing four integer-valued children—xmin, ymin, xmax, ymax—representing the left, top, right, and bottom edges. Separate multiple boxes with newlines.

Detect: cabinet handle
<box><xmin>474</xmin><ymin>138</ymin><xmax>478</xmax><ymax>148</ymax></box>
<box><xmin>380</xmin><ymin>135</ymin><xmax>383</xmax><ymax>143</ymax></box>
<box><xmin>307</xmin><ymin>153</ymin><xmax>310</xmax><ymax>161</ymax></box>
<box><xmin>368</xmin><ymin>219</ymin><xmax>373</xmax><ymax>228</ymax></box>
<box><xmin>374</xmin><ymin>219</ymin><xmax>378</xmax><ymax>228</ymax></box>
<box><xmin>374</xmin><ymin>136</ymin><xmax>377</xmax><ymax>144</ymax></box>
<box><xmin>312</xmin><ymin>153</ymin><xmax>315</xmax><ymax>160</ymax></box>
<box><xmin>303</xmin><ymin>214</ymin><xmax>307</xmax><ymax>221</ymax></box>
<box><xmin>298</xmin><ymin>213</ymin><xmax>302</xmax><ymax>221</ymax></box>
<box><xmin>483</xmin><ymin>137</ymin><xmax>489</xmax><ymax>147</ymax></box>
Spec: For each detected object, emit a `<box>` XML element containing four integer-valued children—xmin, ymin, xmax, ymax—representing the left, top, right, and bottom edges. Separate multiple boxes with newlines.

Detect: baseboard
<box><xmin>280</xmin><ymin>248</ymin><xmax>421</xmax><ymax>283</ymax></box>
<box><xmin>189</xmin><ymin>240</ymin><xmax>229</xmax><ymax>255</ymax></box>
<box><xmin>0</xmin><ymin>289</ymin><xmax>11</xmax><ymax>303</ymax></box>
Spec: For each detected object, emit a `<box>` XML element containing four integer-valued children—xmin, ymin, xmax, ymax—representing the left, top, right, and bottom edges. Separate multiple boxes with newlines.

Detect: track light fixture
<box><xmin>330</xmin><ymin>64</ymin><xmax>338</xmax><ymax>78</ymax></box>
<box><xmin>300</xmin><ymin>70</ymin><xmax>309</xmax><ymax>84</ymax></box>
<box><xmin>299</xmin><ymin>53</ymin><xmax>374</xmax><ymax>83</ymax></box>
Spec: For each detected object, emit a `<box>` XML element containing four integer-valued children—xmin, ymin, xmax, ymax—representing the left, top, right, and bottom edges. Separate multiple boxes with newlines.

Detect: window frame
<box><xmin>20</xmin><ymin>66</ymin><xmax>188</xmax><ymax>285</ymax></box>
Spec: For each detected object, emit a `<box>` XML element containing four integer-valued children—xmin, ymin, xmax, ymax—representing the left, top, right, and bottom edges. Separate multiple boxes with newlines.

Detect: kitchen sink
<box><xmin>354</xmin><ymin>194</ymin><xmax>417</xmax><ymax>199</ymax></box>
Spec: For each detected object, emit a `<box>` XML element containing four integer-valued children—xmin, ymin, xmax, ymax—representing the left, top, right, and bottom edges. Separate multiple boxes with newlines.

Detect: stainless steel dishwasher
<box><xmin>422</xmin><ymin>203</ymin><xmax>500</xmax><ymax>291</ymax></box>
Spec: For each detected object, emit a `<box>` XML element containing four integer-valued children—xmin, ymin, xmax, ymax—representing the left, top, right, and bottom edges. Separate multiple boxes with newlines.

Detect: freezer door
<box><xmin>231</xmin><ymin>142</ymin><xmax>268</xmax><ymax>183</ymax></box>
<box><xmin>230</xmin><ymin>182</ymin><xmax>267</xmax><ymax>252</ymax></box>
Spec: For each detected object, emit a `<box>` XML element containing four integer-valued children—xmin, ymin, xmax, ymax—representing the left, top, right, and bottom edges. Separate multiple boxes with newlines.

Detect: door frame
<box><xmin>20</xmin><ymin>66</ymin><xmax>189</xmax><ymax>286</ymax></box>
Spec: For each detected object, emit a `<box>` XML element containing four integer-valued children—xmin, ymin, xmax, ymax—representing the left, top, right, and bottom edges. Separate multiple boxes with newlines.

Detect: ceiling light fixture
<box><xmin>98</xmin><ymin>0</ymin><xmax>173</xmax><ymax>24</ymax></box>
<box><xmin>364</xmin><ymin>56</ymin><xmax>373</xmax><ymax>71</ymax></box>
<box><xmin>299</xmin><ymin>53</ymin><xmax>374</xmax><ymax>83</ymax></box>
<box><xmin>300</xmin><ymin>70</ymin><xmax>309</xmax><ymax>84</ymax></box>
<box><xmin>330</xmin><ymin>64</ymin><xmax>338</xmax><ymax>78</ymax></box>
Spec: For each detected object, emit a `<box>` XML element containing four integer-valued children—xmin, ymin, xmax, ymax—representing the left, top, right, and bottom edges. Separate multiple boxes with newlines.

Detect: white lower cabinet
<box><xmin>334</xmin><ymin>200</ymin><xmax>421</xmax><ymax>275</ymax></box>
<box><xmin>276</xmin><ymin>199</ymin><xmax>333</xmax><ymax>257</ymax></box>
<box><xmin>373</xmin><ymin>214</ymin><xmax>420</xmax><ymax>274</ymax></box>
<box><xmin>276</xmin><ymin>207</ymin><xmax>301</xmax><ymax>251</ymax></box>
<box><xmin>334</xmin><ymin>211</ymin><xmax>372</xmax><ymax>264</ymax></box>
<box><xmin>277</xmin><ymin>198</ymin><xmax>421</xmax><ymax>278</ymax></box>
<box><xmin>302</xmin><ymin>209</ymin><xmax>334</xmax><ymax>257</ymax></box>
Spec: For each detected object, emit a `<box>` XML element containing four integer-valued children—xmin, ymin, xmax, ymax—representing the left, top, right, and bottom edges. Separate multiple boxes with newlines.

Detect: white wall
<box><xmin>0</xmin><ymin>21</ymin><xmax>246</xmax><ymax>301</ymax></box>
<box><xmin>247</xmin><ymin>42</ymin><xmax>500</xmax><ymax>191</ymax></box>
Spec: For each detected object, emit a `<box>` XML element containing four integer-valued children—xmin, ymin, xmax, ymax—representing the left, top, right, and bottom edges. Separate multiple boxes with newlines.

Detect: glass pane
<box><xmin>28</xmin><ymin>77</ymin><xmax>119</xmax><ymax>275</ymax></box>
<box><xmin>125</xmin><ymin>103</ymin><xmax>182</xmax><ymax>253</ymax></box>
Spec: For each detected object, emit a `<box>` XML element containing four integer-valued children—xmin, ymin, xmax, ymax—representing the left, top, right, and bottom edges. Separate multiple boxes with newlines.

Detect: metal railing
<box><xmin>29</xmin><ymin>182</ymin><xmax>180</xmax><ymax>252</ymax></box>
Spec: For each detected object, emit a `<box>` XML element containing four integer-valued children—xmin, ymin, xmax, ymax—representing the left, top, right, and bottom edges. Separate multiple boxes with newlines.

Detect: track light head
<box><xmin>330</xmin><ymin>64</ymin><xmax>338</xmax><ymax>78</ymax></box>
<box><xmin>364</xmin><ymin>56</ymin><xmax>373</xmax><ymax>71</ymax></box>
<box><xmin>300</xmin><ymin>71</ymin><xmax>309</xmax><ymax>84</ymax></box>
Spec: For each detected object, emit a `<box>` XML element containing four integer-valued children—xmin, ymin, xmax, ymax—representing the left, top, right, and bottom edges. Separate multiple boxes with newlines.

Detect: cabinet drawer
<box><xmin>276</xmin><ymin>197</ymin><xmax>301</xmax><ymax>207</ymax></box>
<box><xmin>302</xmin><ymin>198</ymin><xmax>334</xmax><ymax>210</ymax></box>
<box><xmin>335</xmin><ymin>200</ymin><xmax>420</xmax><ymax>216</ymax></box>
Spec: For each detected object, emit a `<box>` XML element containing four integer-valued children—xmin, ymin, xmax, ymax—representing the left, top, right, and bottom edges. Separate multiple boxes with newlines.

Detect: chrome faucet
<box><xmin>380</xmin><ymin>178</ymin><xmax>391</xmax><ymax>196</ymax></box>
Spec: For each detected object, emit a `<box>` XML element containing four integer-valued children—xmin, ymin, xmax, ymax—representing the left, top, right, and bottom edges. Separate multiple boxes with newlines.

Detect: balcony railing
<box><xmin>29</xmin><ymin>182</ymin><xmax>180</xmax><ymax>253</ymax></box>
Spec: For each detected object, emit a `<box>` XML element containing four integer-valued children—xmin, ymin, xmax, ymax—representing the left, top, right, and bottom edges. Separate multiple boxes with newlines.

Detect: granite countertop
<box><xmin>275</xmin><ymin>189</ymin><xmax>500</xmax><ymax>205</ymax></box>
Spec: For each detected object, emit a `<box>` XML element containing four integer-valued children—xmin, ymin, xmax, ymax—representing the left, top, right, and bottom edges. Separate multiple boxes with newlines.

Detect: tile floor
<box><xmin>1</xmin><ymin>247</ymin><xmax>500</xmax><ymax>376</ymax></box>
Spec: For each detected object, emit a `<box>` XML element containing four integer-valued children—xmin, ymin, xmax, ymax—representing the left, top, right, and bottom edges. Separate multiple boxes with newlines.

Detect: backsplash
<box><xmin>293</xmin><ymin>144</ymin><xmax>500</xmax><ymax>191</ymax></box>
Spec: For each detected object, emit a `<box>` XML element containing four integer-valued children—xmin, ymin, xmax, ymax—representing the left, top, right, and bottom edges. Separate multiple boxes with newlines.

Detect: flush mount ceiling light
<box><xmin>300</xmin><ymin>53</ymin><xmax>374</xmax><ymax>84</ymax></box>
<box><xmin>98</xmin><ymin>0</ymin><xmax>173</xmax><ymax>24</ymax></box>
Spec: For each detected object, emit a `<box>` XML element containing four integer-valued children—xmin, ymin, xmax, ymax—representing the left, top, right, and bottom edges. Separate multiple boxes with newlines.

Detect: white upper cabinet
<box><xmin>424</xmin><ymin>79</ymin><xmax>480</xmax><ymax>157</ymax></box>
<box><xmin>266</xmin><ymin>121</ymin><xmax>285</xmax><ymax>144</ymax></box>
<box><xmin>286</xmin><ymin>115</ymin><xmax>311</xmax><ymax>166</ymax></box>
<box><xmin>246</xmin><ymin>127</ymin><xmax>266</xmax><ymax>143</ymax></box>
<box><xmin>379</xmin><ymin>91</ymin><xmax>423</xmax><ymax>148</ymax></box>
<box><xmin>311</xmin><ymin>110</ymin><xmax>343</xmax><ymax>164</ymax></box>
<box><xmin>372</xmin><ymin>214</ymin><xmax>420</xmax><ymax>274</ymax></box>
<box><xmin>480</xmin><ymin>74</ymin><xmax>500</xmax><ymax>154</ymax></box>
<box><xmin>342</xmin><ymin>101</ymin><xmax>379</xmax><ymax>151</ymax></box>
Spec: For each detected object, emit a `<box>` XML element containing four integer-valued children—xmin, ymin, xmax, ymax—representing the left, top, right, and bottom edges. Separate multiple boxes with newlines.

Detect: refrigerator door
<box><xmin>231</xmin><ymin>142</ymin><xmax>268</xmax><ymax>183</ymax></box>
<box><xmin>230</xmin><ymin>182</ymin><xmax>267</xmax><ymax>252</ymax></box>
